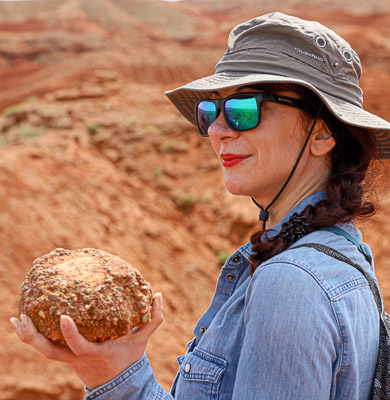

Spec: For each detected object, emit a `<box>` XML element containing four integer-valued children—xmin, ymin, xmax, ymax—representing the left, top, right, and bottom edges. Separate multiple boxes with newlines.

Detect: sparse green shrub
<box><xmin>145</xmin><ymin>124</ymin><xmax>156</xmax><ymax>134</ymax></box>
<box><xmin>153</xmin><ymin>166</ymin><xmax>164</xmax><ymax>178</ymax></box>
<box><xmin>4</xmin><ymin>105</ymin><xmax>22</xmax><ymax>117</ymax></box>
<box><xmin>19</xmin><ymin>126</ymin><xmax>47</xmax><ymax>139</ymax></box>
<box><xmin>26</xmin><ymin>96</ymin><xmax>38</xmax><ymax>103</ymax></box>
<box><xmin>217</xmin><ymin>250</ymin><xmax>230</xmax><ymax>265</ymax></box>
<box><xmin>201</xmin><ymin>194</ymin><xmax>214</xmax><ymax>203</ymax></box>
<box><xmin>87</xmin><ymin>122</ymin><xmax>99</xmax><ymax>133</ymax></box>
<box><xmin>37</xmin><ymin>105</ymin><xmax>66</xmax><ymax>116</ymax></box>
<box><xmin>162</xmin><ymin>140</ymin><xmax>174</xmax><ymax>153</ymax></box>
<box><xmin>179</xmin><ymin>193</ymin><xmax>196</xmax><ymax>208</ymax></box>
<box><xmin>127</xmin><ymin>117</ymin><xmax>137</xmax><ymax>127</ymax></box>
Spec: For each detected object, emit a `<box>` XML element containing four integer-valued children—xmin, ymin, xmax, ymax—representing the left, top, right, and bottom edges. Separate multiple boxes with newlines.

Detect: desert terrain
<box><xmin>0</xmin><ymin>1</ymin><xmax>389</xmax><ymax>399</ymax></box>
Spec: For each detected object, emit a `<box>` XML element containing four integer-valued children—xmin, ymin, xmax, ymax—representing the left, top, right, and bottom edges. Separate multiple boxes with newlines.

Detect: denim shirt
<box><xmin>84</xmin><ymin>191</ymin><xmax>379</xmax><ymax>400</ymax></box>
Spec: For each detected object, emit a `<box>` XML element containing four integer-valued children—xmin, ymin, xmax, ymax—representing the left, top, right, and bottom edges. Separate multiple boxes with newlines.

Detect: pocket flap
<box><xmin>185</xmin><ymin>337</ymin><xmax>196</xmax><ymax>351</ymax></box>
<box><xmin>179</xmin><ymin>348</ymin><xmax>227</xmax><ymax>384</ymax></box>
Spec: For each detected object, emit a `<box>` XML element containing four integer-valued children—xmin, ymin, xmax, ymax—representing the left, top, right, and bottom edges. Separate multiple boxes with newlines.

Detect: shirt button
<box><xmin>184</xmin><ymin>363</ymin><xmax>191</xmax><ymax>373</ymax></box>
<box><xmin>200</xmin><ymin>326</ymin><xmax>207</xmax><ymax>334</ymax></box>
<box><xmin>232</xmin><ymin>255</ymin><xmax>241</xmax><ymax>263</ymax></box>
<box><xmin>227</xmin><ymin>273</ymin><xmax>235</xmax><ymax>281</ymax></box>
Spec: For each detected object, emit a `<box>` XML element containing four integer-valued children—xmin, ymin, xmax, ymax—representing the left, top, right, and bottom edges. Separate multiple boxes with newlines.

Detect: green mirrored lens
<box><xmin>197</xmin><ymin>101</ymin><xmax>217</xmax><ymax>135</ymax></box>
<box><xmin>225</xmin><ymin>97</ymin><xmax>258</xmax><ymax>130</ymax></box>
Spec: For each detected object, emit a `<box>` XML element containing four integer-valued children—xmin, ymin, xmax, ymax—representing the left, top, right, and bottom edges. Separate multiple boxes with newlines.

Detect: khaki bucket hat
<box><xmin>165</xmin><ymin>12</ymin><xmax>390</xmax><ymax>159</ymax></box>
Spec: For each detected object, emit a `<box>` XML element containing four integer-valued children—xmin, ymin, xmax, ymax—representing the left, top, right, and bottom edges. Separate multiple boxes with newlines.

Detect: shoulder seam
<box><xmin>259</xmin><ymin>259</ymin><xmax>331</xmax><ymax>300</ymax></box>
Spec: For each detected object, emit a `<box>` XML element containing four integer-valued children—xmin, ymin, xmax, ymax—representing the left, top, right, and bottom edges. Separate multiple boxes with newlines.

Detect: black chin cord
<box><xmin>252</xmin><ymin>104</ymin><xmax>324</xmax><ymax>230</ymax></box>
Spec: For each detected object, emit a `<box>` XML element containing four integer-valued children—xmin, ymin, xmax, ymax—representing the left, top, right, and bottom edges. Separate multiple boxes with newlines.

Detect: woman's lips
<box><xmin>220</xmin><ymin>153</ymin><xmax>251</xmax><ymax>167</ymax></box>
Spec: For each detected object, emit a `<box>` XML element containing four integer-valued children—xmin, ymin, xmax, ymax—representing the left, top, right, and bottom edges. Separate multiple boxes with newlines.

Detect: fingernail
<box><xmin>60</xmin><ymin>315</ymin><xmax>68</xmax><ymax>329</ymax></box>
<box><xmin>156</xmin><ymin>293</ymin><xmax>163</xmax><ymax>308</ymax></box>
<box><xmin>20</xmin><ymin>314</ymin><xmax>28</xmax><ymax>330</ymax></box>
<box><xmin>10</xmin><ymin>317</ymin><xmax>18</xmax><ymax>330</ymax></box>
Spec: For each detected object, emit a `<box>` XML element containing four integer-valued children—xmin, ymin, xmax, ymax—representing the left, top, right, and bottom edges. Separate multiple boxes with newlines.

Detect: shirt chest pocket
<box><xmin>175</xmin><ymin>347</ymin><xmax>227</xmax><ymax>399</ymax></box>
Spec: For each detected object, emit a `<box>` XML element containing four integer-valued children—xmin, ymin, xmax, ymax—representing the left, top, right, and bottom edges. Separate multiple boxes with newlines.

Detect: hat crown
<box><xmin>219</xmin><ymin>12</ymin><xmax>363</xmax><ymax>107</ymax></box>
<box><xmin>165</xmin><ymin>12</ymin><xmax>390</xmax><ymax>159</ymax></box>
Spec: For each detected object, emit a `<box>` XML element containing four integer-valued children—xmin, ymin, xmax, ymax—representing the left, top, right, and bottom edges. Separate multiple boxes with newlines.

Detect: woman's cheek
<box><xmin>209</xmin><ymin>140</ymin><xmax>221</xmax><ymax>159</ymax></box>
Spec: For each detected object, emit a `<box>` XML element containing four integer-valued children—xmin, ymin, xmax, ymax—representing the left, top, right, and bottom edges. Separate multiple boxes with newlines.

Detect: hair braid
<box><xmin>249</xmin><ymin>85</ymin><xmax>377</xmax><ymax>275</ymax></box>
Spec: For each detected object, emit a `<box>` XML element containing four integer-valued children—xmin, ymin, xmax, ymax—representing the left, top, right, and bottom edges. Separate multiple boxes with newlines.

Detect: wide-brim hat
<box><xmin>165</xmin><ymin>12</ymin><xmax>390</xmax><ymax>159</ymax></box>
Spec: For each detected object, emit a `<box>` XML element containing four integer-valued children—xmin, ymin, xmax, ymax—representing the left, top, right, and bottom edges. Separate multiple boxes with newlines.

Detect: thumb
<box><xmin>132</xmin><ymin>292</ymin><xmax>164</xmax><ymax>340</ymax></box>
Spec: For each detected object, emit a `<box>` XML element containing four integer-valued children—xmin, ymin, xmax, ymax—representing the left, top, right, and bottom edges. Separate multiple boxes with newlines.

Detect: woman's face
<box><xmin>207</xmin><ymin>87</ymin><xmax>314</xmax><ymax>204</ymax></box>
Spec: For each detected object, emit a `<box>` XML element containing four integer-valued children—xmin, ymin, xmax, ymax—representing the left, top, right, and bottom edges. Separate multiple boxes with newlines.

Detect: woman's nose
<box><xmin>208</xmin><ymin>113</ymin><xmax>240</xmax><ymax>141</ymax></box>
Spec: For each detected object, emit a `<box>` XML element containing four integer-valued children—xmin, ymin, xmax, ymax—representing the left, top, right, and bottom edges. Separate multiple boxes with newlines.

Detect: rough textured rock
<box><xmin>0</xmin><ymin>2</ymin><xmax>389</xmax><ymax>398</ymax></box>
<box><xmin>19</xmin><ymin>248</ymin><xmax>154</xmax><ymax>345</ymax></box>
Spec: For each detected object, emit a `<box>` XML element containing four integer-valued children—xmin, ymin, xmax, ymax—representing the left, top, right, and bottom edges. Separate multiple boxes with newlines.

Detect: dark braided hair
<box><xmin>249</xmin><ymin>83</ymin><xmax>378</xmax><ymax>275</ymax></box>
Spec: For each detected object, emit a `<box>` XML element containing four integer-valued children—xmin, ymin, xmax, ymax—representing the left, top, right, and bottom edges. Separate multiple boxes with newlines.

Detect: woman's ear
<box><xmin>310</xmin><ymin>121</ymin><xmax>336</xmax><ymax>156</ymax></box>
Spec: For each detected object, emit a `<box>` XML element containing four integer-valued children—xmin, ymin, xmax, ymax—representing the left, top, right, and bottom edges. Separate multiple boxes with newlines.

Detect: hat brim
<box><xmin>165</xmin><ymin>72</ymin><xmax>390</xmax><ymax>159</ymax></box>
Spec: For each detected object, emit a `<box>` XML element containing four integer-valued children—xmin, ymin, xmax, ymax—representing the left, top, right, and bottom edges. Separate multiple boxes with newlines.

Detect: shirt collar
<box><xmin>238</xmin><ymin>190</ymin><xmax>327</xmax><ymax>259</ymax></box>
<box><xmin>266</xmin><ymin>190</ymin><xmax>327</xmax><ymax>237</ymax></box>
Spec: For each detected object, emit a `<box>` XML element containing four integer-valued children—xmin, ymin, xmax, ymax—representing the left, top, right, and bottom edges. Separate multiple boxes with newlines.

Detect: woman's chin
<box><xmin>224</xmin><ymin>182</ymin><xmax>252</xmax><ymax>197</ymax></box>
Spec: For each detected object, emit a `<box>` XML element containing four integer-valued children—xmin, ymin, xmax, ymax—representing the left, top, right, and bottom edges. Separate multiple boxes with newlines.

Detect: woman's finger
<box><xmin>10</xmin><ymin>317</ymin><xmax>26</xmax><ymax>342</ymax></box>
<box><xmin>132</xmin><ymin>292</ymin><xmax>164</xmax><ymax>340</ymax></box>
<box><xmin>19</xmin><ymin>314</ymin><xmax>76</xmax><ymax>363</ymax></box>
<box><xmin>60</xmin><ymin>315</ymin><xmax>98</xmax><ymax>357</ymax></box>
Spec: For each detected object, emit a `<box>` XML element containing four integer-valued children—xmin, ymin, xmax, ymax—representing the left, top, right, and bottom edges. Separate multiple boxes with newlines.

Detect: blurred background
<box><xmin>0</xmin><ymin>0</ymin><xmax>389</xmax><ymax>399</ymax></box>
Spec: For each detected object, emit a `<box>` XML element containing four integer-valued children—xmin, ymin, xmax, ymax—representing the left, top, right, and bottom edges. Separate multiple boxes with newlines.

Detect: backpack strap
<box><xmin>290</xmin><ymin>243</ymin><xmax>384</xmax><ymax>317</ymax></box>
<box><xmin>321</xmin><ymin>226</ymin><xmax>372</xmax><ymax>264</ymax></box>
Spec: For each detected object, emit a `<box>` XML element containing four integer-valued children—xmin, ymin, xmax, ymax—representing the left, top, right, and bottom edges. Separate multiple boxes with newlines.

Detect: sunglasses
<box><xmin>195</xmin><ymin>92</ymin><xmax>313</xmax><ymax>137</ymax></box>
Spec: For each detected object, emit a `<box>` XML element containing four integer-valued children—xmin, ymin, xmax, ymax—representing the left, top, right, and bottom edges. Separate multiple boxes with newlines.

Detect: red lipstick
<box><xmin>221</xmin><ymin>153</ymin><xmax>250</xmax><ymax>167</ymax></box>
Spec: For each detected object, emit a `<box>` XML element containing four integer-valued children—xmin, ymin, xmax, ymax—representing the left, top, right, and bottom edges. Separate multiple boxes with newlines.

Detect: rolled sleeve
<box><xmin>232</xmin><ymin>261</ymin><xmax>341</xmax><ymax>400</ymax></box>
<box><xmin>84</xmin><ymin>353</ymin><xmax>174</xmax><ymax>400</ymax></box>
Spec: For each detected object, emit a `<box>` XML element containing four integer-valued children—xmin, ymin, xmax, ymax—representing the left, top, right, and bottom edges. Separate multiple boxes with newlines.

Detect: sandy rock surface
<box><xmin>19</xmin><ymin>248</ymin><xmax>153</xmax><ymax>345</ymax></box>
<box><xmin>0</xmin><ymin>1</ymin><xmax>389</xmax><ymax>399</ymax></box>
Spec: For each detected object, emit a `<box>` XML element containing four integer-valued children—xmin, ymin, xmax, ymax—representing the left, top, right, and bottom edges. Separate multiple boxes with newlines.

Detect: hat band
<box><xmin>215</xmin><ymin>48</ymin><xmax>363</xmax><ymax>108</ymax></box>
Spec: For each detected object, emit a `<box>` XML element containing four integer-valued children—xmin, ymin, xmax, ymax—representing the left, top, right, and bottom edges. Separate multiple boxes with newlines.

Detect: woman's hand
<box><xmin>10</xmin><ymin>292</ymin><xmax>164</xmax><ymax>390</ymax></box>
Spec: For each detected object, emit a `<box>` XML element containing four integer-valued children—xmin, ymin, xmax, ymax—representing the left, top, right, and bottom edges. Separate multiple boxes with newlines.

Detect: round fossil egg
<box><xmin>19</xmin><ymin>248</ymin><xmax>154</xmax><ymax>345</ymax></box>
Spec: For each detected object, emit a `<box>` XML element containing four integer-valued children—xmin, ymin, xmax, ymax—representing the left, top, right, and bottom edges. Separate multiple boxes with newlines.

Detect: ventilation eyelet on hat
<box><xmin>315</xmin><ymin>36</ymin><xmax>326</xmax><ymax>48</ymax></box>
<box><xmin>343</xmin><ymin>50</ymin><xmax>353</xmax><ymax>62</ymax></box>
<box><xmin>165</xmin><ymin>12</ymin><xmax>390</xmax><ymax>160</ymax></box>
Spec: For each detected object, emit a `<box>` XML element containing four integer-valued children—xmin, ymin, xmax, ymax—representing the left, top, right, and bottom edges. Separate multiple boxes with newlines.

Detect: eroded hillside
<box><xmin>0</xmin><ymin>1</ymin><xmax>389</xmax><ymax>399</ymax></box>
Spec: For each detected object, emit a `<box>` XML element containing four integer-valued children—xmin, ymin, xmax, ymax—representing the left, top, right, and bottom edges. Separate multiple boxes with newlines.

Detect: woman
<box><xmin>11</xmin><ymin>12</ymin><xmax>390</xmax><ymax>399</ymax></box>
